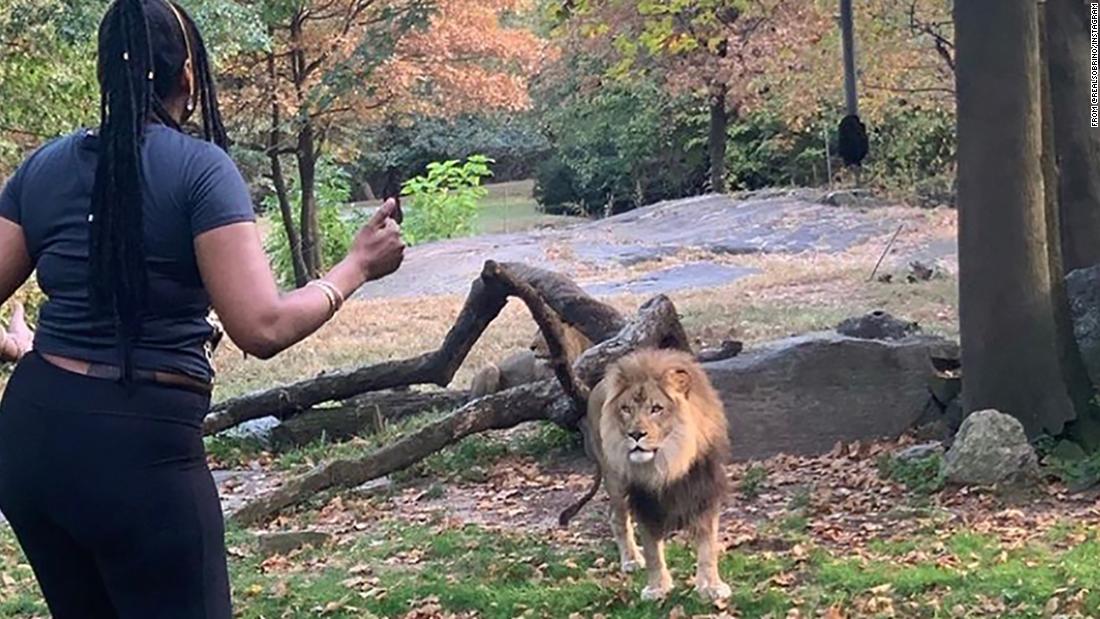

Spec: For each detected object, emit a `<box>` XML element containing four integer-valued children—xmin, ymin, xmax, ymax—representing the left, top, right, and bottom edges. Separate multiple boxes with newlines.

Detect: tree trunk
<box><xmin>271</xmin><ymin>155</ymin><xmax>309</xmax><ymax>287</ymax></box>
<box><xmin>289</xmin><ymin>12</ymin><xmax>321</xmax><ymax>278</ymax></box>
<box><xmin>1042</xmin><ymin>2</ymin><xmax>1100</xmax><ymax>445</ymax></box>
<box><xmin>1046</xmin><ymin>0</ymin><xmax>1100</xmax><ymax>272</ymax></box>
<box><xmin>955</xmin><ymin>0</ymin><xmax>1077</xmax><ymax>436</ymax></box>
<box><xmin>708</xmin><ymin>82</ymin><xmax>729</xmax><ymax>194</ymax></box>
<box><xmin>297</xmin><ymin>123</ymin><xmax>322</xmax><ymax>278</ymax></box>
<box><xmin>266</xmin><ymin>49</ymin><xmax>308</xmax><ymax>287</ymax></box>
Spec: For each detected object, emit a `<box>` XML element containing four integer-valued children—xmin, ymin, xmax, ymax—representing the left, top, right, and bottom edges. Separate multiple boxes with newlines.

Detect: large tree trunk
<box><xmin>1042</xmin><ymin>3</ymin><xmax>1100</xmax><ymax>445</ymax></box>
<box><xmin>955</xmin><ymin>0</ymin><xmax>1077</xmax><ymax>436</ymax></box>
<box><xmin>1046</xmin><ymin>0</ymin><xmax>1100</xmax><ymax>272</ymax></box>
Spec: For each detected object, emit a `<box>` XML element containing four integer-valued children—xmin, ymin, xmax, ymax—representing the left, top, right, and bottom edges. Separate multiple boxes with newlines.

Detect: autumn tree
<box><xmin>0</xmin><ymin>1</ymin><xmax>102</xmax><ymax>174</ymax></box>
<box><xmin>548</xmin><ymin>0</ymin><xmax>821</xmax><ymax>195</ymax></box>
<box><xmin>222</xmin><ymin>0</ymin><xmax>544</xmax><ymax>286</ymax></box>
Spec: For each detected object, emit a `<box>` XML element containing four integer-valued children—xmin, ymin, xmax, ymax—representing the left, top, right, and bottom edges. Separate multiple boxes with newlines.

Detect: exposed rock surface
<box><xmin>943</xmin><ymin>409</ymin><xmax>1039</xmax><ymax>486</ymax></box>
<box><xmin>836</xmin><ymin>311</ymin><xmax>921</xmax><ymax>340</ymax></box>
<box><xmin>704</xmin><ymin>332</ymin><xmax>958</xmax><ymax>461</ymax></box>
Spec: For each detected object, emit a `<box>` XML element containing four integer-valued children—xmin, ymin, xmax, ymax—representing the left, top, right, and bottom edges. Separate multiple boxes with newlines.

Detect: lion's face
<box><xmin>609</xmin><ymin>375</ymin><xmax>687</xmax><ymax>465</ymax></box>
<box><xmin>597</xmin><ymin>349</ymin><xmax>728</xmax><ymax>487</ymax></box>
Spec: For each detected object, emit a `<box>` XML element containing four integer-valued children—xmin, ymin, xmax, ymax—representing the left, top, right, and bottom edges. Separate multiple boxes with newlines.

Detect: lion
<box><xmin>469</xmin><ymin>326</ymin><xmax>592</xmax><ymax>398</ymax></box>
<box><xmin>559</xmin><ymin>348</ymin><xmax>732</xmax><ymax>602</ymax></box>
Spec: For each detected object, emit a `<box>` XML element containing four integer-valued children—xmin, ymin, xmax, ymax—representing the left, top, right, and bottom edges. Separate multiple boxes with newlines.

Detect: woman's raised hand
<box><xmin>352</xmin><ymin>198</ymin><xmax>406</xmax><ymax>283</ymax></box>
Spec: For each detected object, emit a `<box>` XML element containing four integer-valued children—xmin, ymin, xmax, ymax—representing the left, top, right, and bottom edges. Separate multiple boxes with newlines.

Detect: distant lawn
<box><xmin>350</xmin><ymin>179</ymin><xmax>579</xmax><ymax>236</ymax></box>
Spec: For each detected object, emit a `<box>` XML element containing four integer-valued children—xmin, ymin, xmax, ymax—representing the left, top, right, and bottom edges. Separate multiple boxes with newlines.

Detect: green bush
<box><xmin>401</xmin><ymin>155</ymin><xmax>493</xmax><ymax>245</ymax></box>
<box><xmin>878</xmin><ymin>452</ymin><xmax>946</xmax><ymax>495</ymax></box>
<box><xmin>533</xmin><ymin>72</ymin><xmax>708</xmax><ymax>216</ymax></box>
<box><xmin>865</xmin><ymin>105</ymin><xmax>956</xmax><ymax>202</ymax></box>
<box><xmin>263</xmin><ymin>158</ymin><xmax>360</xmax><ymax>288</ymax></box>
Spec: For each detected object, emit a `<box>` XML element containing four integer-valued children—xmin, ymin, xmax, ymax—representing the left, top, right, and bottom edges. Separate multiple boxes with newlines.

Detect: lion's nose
<box><xmin>628</xmin><ymin>430</ymin><xmax>646</xmax><ymax>441</ymax></box>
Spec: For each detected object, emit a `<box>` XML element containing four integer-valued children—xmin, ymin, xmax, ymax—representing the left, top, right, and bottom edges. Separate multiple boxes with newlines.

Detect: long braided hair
<box><xmin>91</xmin><ymin>0</ymin><xmax>226</xmax><ymax>376</ymax></box>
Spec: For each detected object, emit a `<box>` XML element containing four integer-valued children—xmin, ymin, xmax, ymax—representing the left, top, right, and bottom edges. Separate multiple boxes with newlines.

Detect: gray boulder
<box><xmin>1067</xmin><ymin>265</ymin><xmax>1100</xmax><ymax>386</ymax></box>
<box><xmin>704</xmin><ymin>332</ymin><xmax>958</xmax><ymax>461</ymax></box>
<box><xmin>836</xmin><ymin>310</ymin><xmax>921</xmax><ymax>340</ymax></box>
<box><xmin>943</xmin><ymin>409</ymin><xmax>1039</xmax><ymax>486</ymax></box>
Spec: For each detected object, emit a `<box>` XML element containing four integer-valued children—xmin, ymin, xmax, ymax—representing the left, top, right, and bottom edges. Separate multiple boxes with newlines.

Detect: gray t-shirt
<box><xmin>0</xmin><ymin>124</ymin><xmax>255</xmax><ymax>381</ymax></box>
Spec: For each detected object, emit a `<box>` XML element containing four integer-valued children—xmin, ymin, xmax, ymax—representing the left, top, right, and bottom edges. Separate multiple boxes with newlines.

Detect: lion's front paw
<box><xmin>694</xmin><ymin>579</ymin><xmax>732</xmax><ymax>602</ymax></box>
<box><xmin>620</xmin><ymin>554</ymin><xmax>646</xmax><ymax>574</ymax></box>
<box><xmin>640</xmin><ymin>580</ymin><xmax>673</xmax><ymax>602</ymax></box>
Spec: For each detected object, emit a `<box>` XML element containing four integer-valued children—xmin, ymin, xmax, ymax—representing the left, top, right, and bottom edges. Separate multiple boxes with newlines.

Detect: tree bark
<box><xmin>955</xmin><ymin>0</ymin><xmax>1077</xmax><ymax>436</ymax></box>
<box><xmin>289</xmin><ymin>11</ymin><xmax>321</xmax><ymax>278</ymax></box>
<box><xmin>1042</xmin><ymin>3</ymin><xmax>1100</xmax><ymax>444</ymax></box>
<box><xmin>297</xmin><ymin>123</ymin><xmax>322</xmax><ymax>278</ymax></box>
<box><xmin>269</xmin><ymin>390</ymin><xmax>471</xmax><ymax>451</ymax></box>
<box><xmin>1046</xmin><ymin>0</ymin><xmax>1100</xmax><ymax>272</ymax></box>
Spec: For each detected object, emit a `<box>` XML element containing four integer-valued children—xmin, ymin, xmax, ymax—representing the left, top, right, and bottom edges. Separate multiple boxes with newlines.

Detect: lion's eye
<box><xmin>650</xmin><ymin>404</ymin><xmax>664</xmax><ymax>415</ymax></box>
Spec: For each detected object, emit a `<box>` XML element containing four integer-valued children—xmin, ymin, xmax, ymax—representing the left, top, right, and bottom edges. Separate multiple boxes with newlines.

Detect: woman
<box><xmin>0</xmin><ymin>1</ymin><xmax>404</xmax><ymax>617</ymax></box>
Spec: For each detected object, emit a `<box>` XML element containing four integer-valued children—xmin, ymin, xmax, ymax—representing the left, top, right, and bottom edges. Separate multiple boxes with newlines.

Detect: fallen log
<box><xmin>573</xmin><ymin>294</ymin><xmax>692</xmax><ymax>390</ymax></box>
<box><xmin>232</xmin><ymin>293</ymin><xmax>691</xmax><ymax>524</ymax></box>
<box><xmin>204</xmin><ymin>262</ymin><xmax>623</xmax><ymax>436</ymax></box>
<box><xmin>268</xmin><ymin>390</ymin><xmax>470</xmax><ymax>451</ymax></box>
<box><xmin>232</xmin><ymin>380</ymin><xmax>562</xmax><ymax>526</ymax></box>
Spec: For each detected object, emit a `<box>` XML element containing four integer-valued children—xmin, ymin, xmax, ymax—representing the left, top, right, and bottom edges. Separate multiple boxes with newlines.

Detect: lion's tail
<box><xmin>558</xmin><ymin>461</ymin><xmax>602</xmax><ymax>527</ymax></box>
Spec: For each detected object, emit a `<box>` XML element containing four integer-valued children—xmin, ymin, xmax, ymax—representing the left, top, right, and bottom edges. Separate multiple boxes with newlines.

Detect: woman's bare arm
<box><xmin>0</xmin><ymin>219</ymin><xmax>33</xmax><ymax>361</ymax></box>
<box><xmin>195</xmin><ymin>199</ymin><xmax>404</xmax><ymax>359</ymax></box>
<box><xmin>0</xmin><ymin>219</ymin><xmax>32</xmax><ymax>305</ymax></box>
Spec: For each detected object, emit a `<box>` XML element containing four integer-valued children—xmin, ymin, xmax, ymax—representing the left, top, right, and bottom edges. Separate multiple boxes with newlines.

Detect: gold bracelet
<box><xmin>312</xmin><ymin>279</ymin><xmax>345</xmax><ymax>311</ymax></box>
<box><xmin>306</xmin><ymin>280</ymin><xmax>338</xmax><ymax>316</ymax></box>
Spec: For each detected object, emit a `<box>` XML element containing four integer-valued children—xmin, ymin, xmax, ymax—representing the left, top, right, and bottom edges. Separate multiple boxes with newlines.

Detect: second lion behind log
<box><xmin>469</xmin><ymin>325</ymin><xmax>592</xmax><ymax>397</ymax></box>
<box><xmin>560</xmin><ymin>348</ymin><xmax>732</xmax><ymax>602</ymax></box>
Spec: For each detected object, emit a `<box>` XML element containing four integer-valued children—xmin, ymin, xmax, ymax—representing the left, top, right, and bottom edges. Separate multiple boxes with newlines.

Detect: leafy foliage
<box><xmin>0</xmin><ymin>0</ymin><xmax>268</xmax><ymax>175</ymax></box>
<box><xmin>354</xmin><ymin>113</ymin><xmax>548</xmax><ymax>195</ymax></box>
<box><xmin>739</xmin><ymin>464</ymin><xmax>769</xmax><ymax>500</ymax></box>
<box><xmin>263</xmin><ymin>158</ymin><xmax>360</xmax><ymax>288</ymax></box>
<box><xmin>532</xmin><ymin>66</ymin><xmax>708</xmax><ymax>214</ymax></box>
<box><xmin>877</xmin><ymin>452</ymin><xmax>946</xmax><ymax>495</ymax></box>
<box><xmin>401</xmin><ymin>155</ymin><xmax>493</xmax><ymax>245</ymax></box>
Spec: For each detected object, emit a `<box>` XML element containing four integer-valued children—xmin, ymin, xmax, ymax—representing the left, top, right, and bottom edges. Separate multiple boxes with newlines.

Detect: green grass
<box><xmin>350</xmin><ymin>179</ymin><xmax>577</xmax><ymax>236</ymax></box>
<box><xmin>6</xmin><ymin>518</ymin><xmax>1100</xmax><ymax>618</ymax></box>
<box><xmin>217</xmin><ymin>418</ymin><xmax>581</xmax><ymax>483</ymax></box>
<box><xmin>473</xmin><ymin>180</ymin><xmax>577</xmax><ymax>235</ymax></box>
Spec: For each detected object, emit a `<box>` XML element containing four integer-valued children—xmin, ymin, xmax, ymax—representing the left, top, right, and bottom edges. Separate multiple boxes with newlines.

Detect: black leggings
<box><xmin>0</xmin><ymin>352</ymin><xmax>231</xmax><ymax>618</ymax></box>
